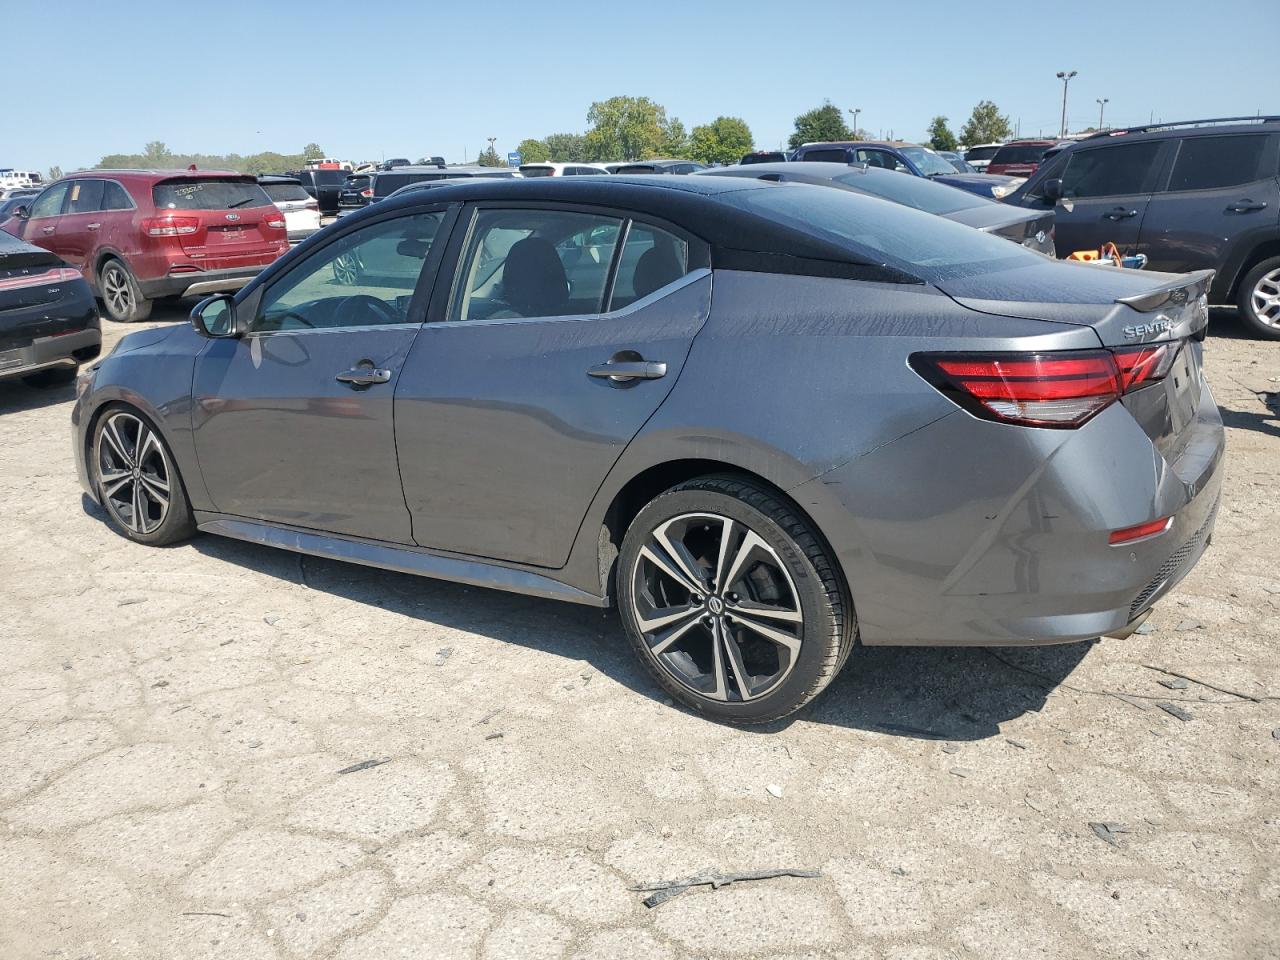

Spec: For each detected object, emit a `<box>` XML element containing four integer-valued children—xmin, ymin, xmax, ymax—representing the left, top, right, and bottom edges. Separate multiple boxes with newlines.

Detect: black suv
<box><xmin>292</xmin><ymin>169</ymin><xmax>349</xmax><ymax>216</ymax></box>
<box><xmin>1006</xmin><ymin>117</ymin><xmax>1280</xmax><ymax>338</ymax></box>
<box><xmin>337</xmin><ymin>173</ymin><xmax>373</xmax><ymax>216</ymax></box>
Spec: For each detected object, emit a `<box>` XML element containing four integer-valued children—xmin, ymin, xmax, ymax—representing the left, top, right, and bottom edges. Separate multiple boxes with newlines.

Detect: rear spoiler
<box><xmin>1115</xmin><ymin>269</ymin><xmax>1214</xmax><ymax>313</ymax></box>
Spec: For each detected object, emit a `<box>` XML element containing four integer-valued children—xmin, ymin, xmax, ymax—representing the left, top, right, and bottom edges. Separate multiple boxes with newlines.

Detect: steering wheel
<box><xmin>337</xmin><ymin>295</ymin><xmax>400</xmax><ymax>324</ymax></box>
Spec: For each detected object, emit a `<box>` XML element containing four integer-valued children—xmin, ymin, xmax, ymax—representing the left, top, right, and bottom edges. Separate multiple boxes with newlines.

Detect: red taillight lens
<box><xmin>0</xmin><ymin>265</ymin><xmax>80</xmax><ymax>291</ymax></box>
<box><xmin>1109</xmin><ymin>516</ymin><xmax>1172</xmax><ymax>545</ymax></box>
<box><xmin>265</xmin><ymin>216</ymin><xmax>286</xmax><ymax>229</ymax></box>
<box><xmin>1113</xmin><ymin>342</ymin><xmax>1179</xmax><ymax>391</ymax></box>
<box><xmin>142</xmin><ymin>216</ymin><xmax>199</xmax><ymax>237</ymax></box>
<box><xmin>360</xmin><ymin>189</ymin><xmax>372</xmax><ymax>198</ymax></box>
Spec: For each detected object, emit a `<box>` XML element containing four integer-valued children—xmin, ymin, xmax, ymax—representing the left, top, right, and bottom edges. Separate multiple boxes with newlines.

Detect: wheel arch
<box><xmin>1219</xmin><ymin>235</ymin><xmax>1280</xmax><ymax>302</ymax></box>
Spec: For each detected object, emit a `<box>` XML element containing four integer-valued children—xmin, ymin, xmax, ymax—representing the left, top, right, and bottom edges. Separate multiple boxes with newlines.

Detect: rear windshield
<box><xmin>964</xmin><ymin>145</ymin><xmax>1001</xmax><ymax>161</ymax></box>
<box><xmin>798</xmin><ymin>148</ymin><xmax>848</xmax><ymax>163</ymax></box>
<box><xmin>742</xmin><ymin>152</ymin><xmax>787</xmax><ymax>164</ymax></box>
<box><xmin>615</xmin><ymin>165</ymin><xmax>658</xmax><ymax>174</ymax></box>
<box><xmin>308</xmin><ymin>170</ymin><xmax>347</xmax><ymax>185</ymax></box>
<box><xmin>833</xmin><ymin>169</ymin><xmax>987</xmax><ymax>215</ymax></box>
<box><xmin>343</xmin><ymin>175</ymin><xmax>370</xmax><ymax>189</ymax></box>
<box><xmin>153</xmin><ymin>179</ymin><xmax>272</xmax><ymax>210</ymax></box>
<box><xmin>374</xmin><ymin>171</ymin><xmax>454</xmax><ymax>197</ymax></box>
<box><xmin>520</xmin><ymin>165</ymin><xmax>555</xmax><ymax>177</ymax></box>
<box><xmin>261</xmin><ymin>182</ymin><xmax>311</xmax><ymax>202</ymax></box>
<box><xmin>724</xmin><ymin>183</ymin><xmax>1044</xmax><ymax>283</ymax></box>
<box><xmin>991</xmin><ymin>144</ymin><xmax>1052</xmax><ymax>165</ymax></box>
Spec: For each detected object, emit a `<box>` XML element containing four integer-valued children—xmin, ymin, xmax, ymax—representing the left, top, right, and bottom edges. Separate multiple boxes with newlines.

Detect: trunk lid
<box><xmin>152</xmin><ymin>177</ymin><xmax>284</xmax><ymax>269</ymax></box>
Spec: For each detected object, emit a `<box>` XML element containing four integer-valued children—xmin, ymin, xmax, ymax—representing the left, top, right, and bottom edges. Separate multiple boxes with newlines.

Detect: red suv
<box><xmin>1</xmin><ymin>170</ymin><xmax>288</xmax><ymax>321</ymax></box>
<box><xmin>985</xmin><ymin>140</ymin><xmax>1065</xmax><ymax>178</ymax></box>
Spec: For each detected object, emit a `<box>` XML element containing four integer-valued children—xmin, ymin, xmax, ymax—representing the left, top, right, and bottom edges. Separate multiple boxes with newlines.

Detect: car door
<box><xmin>1050</xmin><ymin>138</ymin><xmax>1170</xmax><ymax>257</ymax></box>
<box><xmin>395</xmin><ymin>204</ymin><xmax>712</xmax><ymax>568</ymax></box>
<box><xmin>17</xmin><ymin>181</ymin><xmax>71</xmax><ymax>253</ymax></box>
<box><xmin>1137</xmin><ymin>132</ymin><xmax>1279</xmax><ymax>275</ymax></box>
<box><xmin>55</xmin><ymin>178</ymin><xmax>105</xmax><ymax>271</ymax></box>
<box><xmin>191</xmin><ymin>205</ymin><xmax>456</xmax><ymax>544</ymax></box>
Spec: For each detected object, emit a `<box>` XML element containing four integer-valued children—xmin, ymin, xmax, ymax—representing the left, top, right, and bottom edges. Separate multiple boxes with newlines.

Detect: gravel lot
<box><xmin>1</xmin><ymin>304</ymin><xmax>1277</xmax><ymax>960</ymax></box>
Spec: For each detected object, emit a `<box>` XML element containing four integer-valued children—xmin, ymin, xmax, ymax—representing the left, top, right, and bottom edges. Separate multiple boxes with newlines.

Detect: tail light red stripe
<box><xmin>0</xmin><ymin>266</ymin><xmax>80</xmax><ymax>291</ymax></box>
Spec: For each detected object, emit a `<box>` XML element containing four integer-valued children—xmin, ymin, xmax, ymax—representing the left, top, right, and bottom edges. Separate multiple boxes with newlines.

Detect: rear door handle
<box><xmin>41</xmin><ymin>226</ymin><xmax>55</xmax><ymax>234</ymax></box>
<box><xmin>86</xmin><ymin>223</ymin><xmax>101</xmax><ymax>231</ymax></box>
<box><xmin>1103</xmin><ymin>207</ymin><xmax>1138</xmax><ymax>221</ymax></box>
<box><xmin>1227</xmin><ymin>199</ymin><xmax>1267</xmax><ymax>213</ymax></box>
<box><xmin>335</xmin><ymin>364</ymin><xmax>392</xmax><ymax>387</ymax></box>
<box><xmin>587</xmin><ymin>360</ymin><xmax>667</xmax><ymax>382</ymax></box>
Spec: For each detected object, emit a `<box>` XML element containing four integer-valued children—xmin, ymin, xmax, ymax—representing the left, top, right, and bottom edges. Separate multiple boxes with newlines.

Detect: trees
<box><xmin>47</xmin><ymin>165</ymin><xmax>63</xmax><ymax>181</ymax></box>
<box><xmin>476</xmin><ymin>144</ymin><xmax>505</xmax><ymax>167</ymax></box>
<box><xmin>789</xmin><ymin>101</ymin><xmax>851</xmax><ymax>149</ymax></box>
<box><xmin>689</xmin><ymin>116</ymin><xmax>755</xmax><ymax>165</ymax></box>
<box><xmin>659</xmin><ymin>117</ymin><xmax>689</xmax><ymax>158</ymax></box>
<box><xmin>95</xmin><ymin>143</ymin><xmax>320</xmax><ymax>176</ymax></box>
<box><xmin>543</xmin><ymin>133</ymin><xmax>587</xmax><ymax>162</ymax></box>
<box><xmin>959</xmin><ymin>102</ymin><xmax>1012</xmax><ymax>146</ymax></box>
<box><xmin>516</xmin><ymin>138</ymin><xmax>550</xmax><ymax>163</ymax></box>
<box><xmin>303</xmin><ymin>142</ymin><xmax>324</xmax><ymax>160</ymax></box>
<box><xmin>584</xmin><ymin>96</ymin><xmax>674</xmax><ymax>161</ymax></box>
<box><xmin>927</xmin><ymin>116</ymin><xmax>957</xmax><ymax>152</ymax></box>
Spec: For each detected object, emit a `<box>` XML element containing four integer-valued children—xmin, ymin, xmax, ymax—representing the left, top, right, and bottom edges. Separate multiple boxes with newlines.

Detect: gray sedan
<box><xmin>71</xmin><ymin>176</ymin><xmax>1223</xmax><ymax>723</ymax></box>
<box><xmin>699</xmin><ymin>161</ymin><xmax>1056</xmax><ymax>255</ymax></box>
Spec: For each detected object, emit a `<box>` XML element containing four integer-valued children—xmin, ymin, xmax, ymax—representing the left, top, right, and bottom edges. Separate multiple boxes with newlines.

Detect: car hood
<box><xmin>931</xmin><ymin>172</ymin><xmax>1021</xmax><ymax>189</ymax></box>
<box><xmin>110</xmin><ymin>322</ymin><xmax>189</xmax><ymax>357</ymax></box>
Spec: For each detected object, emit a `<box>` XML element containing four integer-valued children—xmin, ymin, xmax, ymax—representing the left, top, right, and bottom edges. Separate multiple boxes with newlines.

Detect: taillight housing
<box><xmin>0</xmin><ymin>266</ymin><xmax>80</xmax><ymax>291</ymax></box>
<box><xmin>911</xmin><ymin>342</ymin><xmax>1182</xmax><ymax>429</ymax></box>
<box><xmin>141</xmin><ymin>216</ymin><xmax>199</xmax><ymax>237</ymax></box>
<box><xmin>360</xmin><ymin>188</ymin><xmax>372</xmax><ymax>198</ymax></box>
<box><xmin>305</xmin><ymin>199</ymin><xmax>320</xmax><ymax>211</ymax></box>
<box><xmin>265</xmin><ymin>216</ymin><xmax>286</xmax><ymax>230</ymax></box>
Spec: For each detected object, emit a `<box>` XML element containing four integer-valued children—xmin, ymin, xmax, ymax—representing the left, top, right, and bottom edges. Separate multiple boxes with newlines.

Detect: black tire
<box><xmin>618</xmin><ymin>474</ymin><xmax>853</xmax><ymax>724</ymax></box>
<box><xmin>22</xmin><ymin>365</ymin><xmax>77</xmax><ymax>388</ymax></box>
<box><xmin>1236</xmin><ymin>256</ymin><xmax>1280</xmax><ymax>340</ymax></box>
<box><xmin>90</xmin><ymin>403</ymin><xmax>195</xmax><ymax>546</ymax></box>
<box><xmin>99</xmin><ymin>258</ymin><xmax>153</xmax><ymax>323</ymax></box>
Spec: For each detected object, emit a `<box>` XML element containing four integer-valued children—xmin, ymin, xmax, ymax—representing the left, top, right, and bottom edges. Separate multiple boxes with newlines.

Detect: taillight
<box><xmin>141</xmin><ymin>216</ymin><xmax>199</xmax><ymax>237</ymax></box>
<box><xmin>306</xmin><ymin>200</ymin><xmax>319</xmax><ymax>211</ymax></box>
<box><xmin>265</xmin><ymin>216</ymin><xmax>286</xmax><ymax>229</ymax></box>
<box><xmin>911</xmin><ymin>343</ymin><xmax>1181</xmax><ymax>429</ymax></box>
<box><xmin>360</xmin><ymin>189</ymin><xmax>372</xmax><ymax>198</ymax></box>
<box><xmin>0</xmin><ymin>266</ymin><xmax>79</xmax><ymax>291</ymax></box>
<box><xmin>1109</xmin><ymin>516</ymin><xmax>1172</xmax><ymax>545</ymax></box>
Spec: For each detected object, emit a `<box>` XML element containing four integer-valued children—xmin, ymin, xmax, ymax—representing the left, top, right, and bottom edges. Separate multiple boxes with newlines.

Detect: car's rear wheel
<box><xmin>1237</xmin><ymin>256</ymin><xmax>1280</xmax><ymax>340</ymax></box>
<box><xmin>99</xmin><ymin>259</ymin><xmax>153</xmax><ymax>323</ymax></box>
<box><xmin>91</xmin><ymin>405</ymin><xmax>194</xmax><ymax>545</ymax></box>
<box><xmin>618</xmin><ymin>475</ymin><xmax>852</xmax><ymax>724</ymax></box>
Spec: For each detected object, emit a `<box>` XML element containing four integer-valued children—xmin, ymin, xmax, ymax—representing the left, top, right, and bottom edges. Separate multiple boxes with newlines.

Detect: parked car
<box><xmin>937</xmin><ymin>151</ymin><xmax>978</xmax><ymax>173</ymax></box>
<box><xmin>367</xmin><ymin>165</ymin><xmax>519</xmax><ymax>205</ymax></box>
<box><xmin>0</xmin><ymin>194</ymin><xmax>35</xmax><ymax>226</ymax></box>
<box><xmin>740</xmin><ymin>151</ymin><xmax>789</xmax><ymax>165</ymax></box>
<box><xmin>1</xmin><ymin>230</ymin><xmax>100</xmax><ymax>387</ymax></box>
<box><xmin>337</xmin><ymin>173</ymin><xmax>374</xmax><ymax>216</ymax></box>
<box><xmin>293</xmin><ymin>169</ymin><xmax>349</xmax><ymax>216</ymax></box>
<box><xmin>986</xmin><ymin>140</ymin><xmax>1066</xmax><ymax>178</ymax></box>
<box><xmin>611</xmin><ymin>160</ymin><xmax>708</xmax><ymax>174</ymax></box>
<box><xmin>258</xmin><ymin>175</ymin><xmax>321</xmax><ymax>244</ymax></box>
<box><xmin>1</xmin><ymin>186</ymin><xmax>41</xmax><ymax>201</ymax></box>
<box><xmin>2</xmin><ymin>170</ymin><xmax>287</xmax><ymax>322</ymax></box>
<box><xmin>519</xmin><ymin>163</ymin><xmax>609</xmax><ymax>177</ymax></box>
<box><xmin>0</xmin><ymin>169</ymin><xmax>42</xmax><ymax>190</ymax></box>
<box><xmin>74</xmin><ymin>175</ymin><xmax>1222</xmax><ymax>723</ymax></box>
<box><xmin>381</xmin><ymin>158</ymin><xmax>411</xmax><ymax>171</ymax></box>
<box><xmin>962</xmin><ymin>143</ymin><xmax>1003</xmax><ymax>172</ymax></box>
<box><xmin>697</xmin><ymin>161</ymin><xmax>1055</xmax><ymax>254</ymax></box>
<box><xmin>791</xmin><ymin>141</ymin><xmax>1023</xmax><ymax>198</ymax></box>
<box><xmin>1004</xmin><ymin>116</ymin><xmax>1280</xmax><ymax>338</ymax></box>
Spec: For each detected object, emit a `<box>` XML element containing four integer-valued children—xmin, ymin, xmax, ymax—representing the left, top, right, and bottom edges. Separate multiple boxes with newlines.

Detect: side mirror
<box><xmin>12</xmin><ymin>205</ymin><xmax>29</xmax><ymax>219</ymax></box>
<box><xmin>1041</xmin><ymin>178</ymin><xmax>1063</xmax><ymax>204</ymax></box>
<box><xmin>190</xmin><ymin>294</ymin><xmax>240</xmax><ymax>338</ymax></box>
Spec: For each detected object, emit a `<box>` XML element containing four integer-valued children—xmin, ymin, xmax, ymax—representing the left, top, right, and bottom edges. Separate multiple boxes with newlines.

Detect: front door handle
<box><xmin>86</xmin><ymin>222</ymin><xmax>101</xmax><ymax>231</ymax></box>
<box><xmin>335</xmin><ymin>363</ymin><xmax>392</xmax><ymax>388</ymax></box>
<box><xmin>587</xmin><ymin>360</ymin><xmax>667</xmax><ymax>382</ymax></box>
<box><xmin>1227</xmin><ymin>199</ymin><xmax>1267</xmax><ymax>213</ymax></box>
<box><xmin>41</xmin><ymin>226</ymin><xmax>55</xmax><ymax>234</ymax></box>
<box><xmin>1103</xmin><ymin>207</ymin><xmax>1138</xmax><ymax>221</ymax></box>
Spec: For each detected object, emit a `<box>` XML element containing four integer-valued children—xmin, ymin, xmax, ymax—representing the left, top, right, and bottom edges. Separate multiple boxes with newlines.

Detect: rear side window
<box><xmin>1060</xmin><ymin>141</ymin><xmax>1163</xmax><ymax>198</ymax></box>
<box><xmin>964</xmin><ymin>145</ymin><xmax>1000</xmax><ymax>162</ymax></box>
<box><xmin>610</xmin><ymin>223</ymin><xmax>690</xmax><ymax>309</ymax></box>
<box><xmin>153</xmin><ymin>179</ymin><xmax>272</xmax><ymax>210</ymax></box>
<box><xmin>102</xmin><ymin>181</ymin><xmax>134</xmax><ymax>210</ymax></box>
<box><xmin>798</xmin><ymin>148</ymin><xmax>849</xmax><ymax>163</ymax></box>
<box><xmin>262</xmin><ymin>182</ymin><xmax>312</xmax><ymax>203</ymax></box>
<box><xmin>1165</xmin><ymin>134</ymin><xmax>1268</xmax><ymax>192</ymax></box>
<box><xmin>67</xmin><ymin>179</ymin><xmax>104</xmax><ymax>214</ymax></box>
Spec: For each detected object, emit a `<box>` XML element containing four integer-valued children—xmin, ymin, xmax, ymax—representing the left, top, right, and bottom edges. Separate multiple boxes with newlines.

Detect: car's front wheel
<box><xmin>99</xmin><ymin>259</ymin><xmax>153</xmax><ymax>323</ymax></box>
<box><xmin>1238</xmin><ymin>256</ymin><xmax>1280</xmax><ymax>340</ymax></box>
<box><xmin>91</xmin><ymin>405</ymin><xmax>195</xmax><ymax>545</ymax></box>
<box><xmin>618</xmin><ymin>475</ymin><xmax>853</xmax><ymax>724</ymax></box>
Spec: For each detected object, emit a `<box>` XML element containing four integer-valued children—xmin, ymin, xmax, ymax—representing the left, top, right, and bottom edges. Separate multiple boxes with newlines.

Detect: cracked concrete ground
<box><xmin>1</xmin><ymin>306</ymin><xmax>1277</xmax><ymax>959</ymax></box>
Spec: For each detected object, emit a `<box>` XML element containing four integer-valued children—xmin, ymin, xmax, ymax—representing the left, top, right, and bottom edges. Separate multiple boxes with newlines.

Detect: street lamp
<box><xmin>1056</xmin><ymin>70</ymin><xmax>1077</xmax><ymax>137</ymax></box>
<box><xmin>847</xmin><ymin>107</ymin><xmax>861</xmax><ymax>135</ymax></box>
<box><xmin>1096</xmin><ymin>98</ymin><xmax>1109</xmax><ymax>131</ymax></box>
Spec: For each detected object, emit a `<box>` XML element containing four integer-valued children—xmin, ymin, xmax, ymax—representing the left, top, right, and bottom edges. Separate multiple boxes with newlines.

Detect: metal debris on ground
<box><xmin>1174</xmin><ymin>620</ymin><xmax>1204</xmax><ymax>631</ymax></box>
<box><xmin>1006</xmin><ymin>738</ymin><xmax>1028</xmax><ymax>750</ymax></box>
<box><xmin>1158</xmin><ymin>677</ymin><xmax>1190</xmax><ymax>690</ymax></box>
<box><xmin>484</xmin><ymin>732</ymin><xmax>503</xmax><ymax>741</ymax></box>
<box><xmin>941</xmin><ymin>744</ymin><xmax>960</xmax><ymax>754</ymax></box>
<box><xmin>949</xmin><ymin>767</ymin><xmax>975</xmax><ymax>778</ymax></box>
<box><xmin>117</xmin><ymin>597</ymin><xmax>147</xmax><ymax>607</ymax></box>
<box><xmin>1134</xmin><ymin>621</ymin><xmax>1157</xmax><ymax>634</ymax></box>
<box><xmin>336</xmin><ymin>758</ymin><xmax>391</xmax><ymax>775</ymax></box>
<box><xmin>631</xmin><ymin>868</ymin><xmax>821</xmax><ymax>908</ymax></box>
<box><xmin>1089</xmin><ymin>822</ymin><xmax>1131</xmax><ymax>847</ymax></box>
<box><xmin>1156</xmin><ymin>701</ymin><xmax>1194</xmax><ymax>722</ymax></box>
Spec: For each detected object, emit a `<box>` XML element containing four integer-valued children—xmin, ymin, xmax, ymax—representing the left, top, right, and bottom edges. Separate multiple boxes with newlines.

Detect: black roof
<box><xmin>1083</xmin><ymin>115</ymin><xmax>1280</xmax><ymax>140</ymax></box>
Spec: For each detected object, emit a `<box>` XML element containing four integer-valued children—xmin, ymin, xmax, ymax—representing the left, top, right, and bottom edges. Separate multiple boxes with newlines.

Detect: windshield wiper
<box><xmin>228</xmin><ymin>197</ymin><xmax>258</xmax><ymax>209</ymax></box>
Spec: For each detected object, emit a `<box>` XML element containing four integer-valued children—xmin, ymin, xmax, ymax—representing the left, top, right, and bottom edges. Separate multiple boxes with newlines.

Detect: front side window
<box><xmin>1060</xmin><ymin>141</ymin><xmax>1163</xmax><ymax>198</ymax></box>
<box><xmin>610</xmin><ymin>223</ymin><xmax>690</xmax><ymax>309</ymax></box>
<box><xmin>28</xmin><ymin>182</ymin><xmax>69</xmax><ymax>219</ymax></box>
<box><xmin>1165</xmin><ymin>135</ymin><xmax>1268</xmax><ymax>192</ymax></box>
<box><xmin>897</xmin><ymin>146</ymin><xmax>953</xmax><ymax>176</ymax></box>
<box><xmin>254</xmin><ymin>212</ymin><xmax>445</xmax><ymax>333</ymax></box>
<box><xmin>66</xmin><ymin>179</ymin><xmax>104</xmax><ymax>214</ymax></box>
<box><xmin>452</xmin><ymin>209</ymin><xmax>621</xmax><ymax>322</ymax></box>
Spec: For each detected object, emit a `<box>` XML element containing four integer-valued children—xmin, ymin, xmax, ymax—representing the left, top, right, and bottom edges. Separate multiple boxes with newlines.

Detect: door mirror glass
<box><xmin>1041</xmin><ymin>178</ymin><xmax>1063</xmax><ymax>204</ymax></box>
<box><xmin>12</xmin><ymin>204</ymin><xmax>29</xmax><ymax>219</ymax></box>
<box><xmin>190</xmin><ymin>295</ymin><xmax>239</xmax><ymax>338</ymax></box>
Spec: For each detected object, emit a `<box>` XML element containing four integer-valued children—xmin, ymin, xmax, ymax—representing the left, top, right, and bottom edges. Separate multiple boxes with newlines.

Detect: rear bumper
<box><xmin>792</xmin><ymin>377</ymin><xmax>1226</xmax><ymax>646</ymax></box>
<box><xmin>0</xmin><ymin>327</ymin><xmax>101</xmax><ymax>382</ymax></box>
<box><xmin>137</xmin><ymin>266</ymin><xmax>265</xmax><ymax>300</ymax></box>
<box><xmin>288</xmin><ymin>228</ymin><xmax>321</xmax><ymax>244</ymax></box>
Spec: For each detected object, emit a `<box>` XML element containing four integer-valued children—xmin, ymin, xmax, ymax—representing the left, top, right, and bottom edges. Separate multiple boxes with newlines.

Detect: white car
<box><xmin>259</xmin><ymin>176</ymin><xmax>322</xmax><ymax>244</ymax></box>
<box><xmin>518</xmin><ymin>162</ymin><xmax>610</xmax><ymax>177</ymax></box>
<box><xmin>961</xmin><ymin>143</ymin><xmax>1003</xmax><ymax>172</ymax></box>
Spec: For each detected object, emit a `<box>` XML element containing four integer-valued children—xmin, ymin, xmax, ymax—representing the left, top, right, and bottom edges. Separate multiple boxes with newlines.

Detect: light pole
<box><xmin>1056</xmin><ymin>70</ymin><xmax>1077</xmax><ymax>137</ymax></box>
<box><xmin>847</xmin><ymin>107</ymin><xmax>861</xmax><ymax>136</ymax></box>
<box><xmin>1096</xmin><ymin>98</ymin><xmax>1109</xmax><ymax>131</ymax></box>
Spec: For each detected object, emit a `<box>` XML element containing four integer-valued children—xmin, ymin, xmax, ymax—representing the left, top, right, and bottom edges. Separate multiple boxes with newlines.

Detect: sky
<box><xmin>6</xmin><ymin>0</ymin><xmax>1274</xmax><ymax>172</ymax></box>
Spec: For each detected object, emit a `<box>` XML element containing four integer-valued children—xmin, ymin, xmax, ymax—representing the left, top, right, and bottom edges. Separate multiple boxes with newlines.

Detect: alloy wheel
<box><xmin>333</xmin><ymin>251</ymin><xmax>363</xmax><ymax>285</ymax></box>
<box><xmin>102</xmin><ymin>265</ymin><xmax>133</xmax><ymax>317</ymax></box>
<box><xmin>96</xmin><ymin>412</ymin><xmax>172</xmax><ymax>535</ymax></box>
<box><xmin>630</xmin><ymin>512</ymin><xmax>803</xmax><ymax>703</ymax></box>
<box><xmin>1251</xmin><ymin>268</ymin><xmax>1280</xmax><ymax>329</ymax></box>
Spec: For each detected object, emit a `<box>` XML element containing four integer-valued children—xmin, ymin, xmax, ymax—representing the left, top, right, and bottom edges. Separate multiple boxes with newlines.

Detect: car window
<box><xmin>66</xmin><ymin>178</ymin><xmax>104</xmax><ymax>214</ymax></box>
<box><xmin>1164</xmin><ymin>134</ymin><xmax>1268</xmax><ymax>192</ymax></box>
<box><xmin>262</xmin><ymin>182</ymin><xmax>312</xmax><ymax>203</ymax></box>
<box><xmin>610</xmin><ymin>223</ymin><xmax>691</xmax><ymax>310</ymax></box>
<box><xmin>1060</xmin><ymin>141</ymin><xmax>1163</xmax><ymax>198</ymax></box>
<box><xmin>28</xmin><ymin>182</ymin><xmax>69</xmax><ymax>219</ymax></box>
<box><xmin>254</xmin><ymin>212</ymin><xmax>444</xmax><ymax>333</ymax></box>
<box><xmin>452</xmin><ymin>209</ymin><xmax>622</xmax><ymax>322</ymax></box>
<box><xmin>154</xmin><ymin>179</ymin><xmax>273</xmax><ymax>210</ymax></box>
<box><xmin>102</xmin><ymin>181</ymin><xmax>134</xmax><ymax>211</ymax></box>
<box><xmin>799</xmin><ymin>148</ymin><xmax>849</xmax><ymax>164</ymax></box>
<box><xmin>991</xmin><ymin>144</ymin><xmax>1052</xmax><ymax>165</ymax></box>
<box><xmin>898</xmin><ymin>146</ymin><xmax>953</xmax><ymax>176</ymax></box>
<box><xmin>855</xmin><ymin>149</ymin><xmax>909</xmax><ymax>172</ymax></box>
